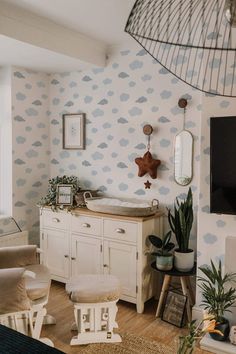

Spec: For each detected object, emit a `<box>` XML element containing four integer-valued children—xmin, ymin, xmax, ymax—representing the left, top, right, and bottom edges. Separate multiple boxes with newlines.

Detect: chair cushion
<box><xmin>24</xmin><ymin>264</ymin><xmax>51</xmax><ymax>301</ymax></box>
<box><xmin>66</xmin><ymin>274</ymin><xmax>121</xmax><ymax>303</ymax></box>
<box><xmin>0</xmin><ymin>268</ymin><xmax>30</xmax><ymax>314</ymax></box>
<box><xmin>0</xmin><ymin>245</ymin><xmax>37</xmax><ymax>269</ymax></box>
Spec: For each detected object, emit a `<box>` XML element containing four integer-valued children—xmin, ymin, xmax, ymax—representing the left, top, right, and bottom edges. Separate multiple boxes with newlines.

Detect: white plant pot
<box><xmin>174</xmin><ymin>249</ymin><xmax>194</xmax><ymax>272</ymax></box>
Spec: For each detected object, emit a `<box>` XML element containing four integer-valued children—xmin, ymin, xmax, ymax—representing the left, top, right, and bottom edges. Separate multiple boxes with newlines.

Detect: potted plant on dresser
<box><xmin>148</xmin><ymin>231</ymin><xmax>175</xmax><ymax>271</ymax></box>
<box><xmin>168</xmin><ymin>187</ymin><xmax>194</xmax><ymax>272</ymax></box>
<box><xmin>198</xmin><ymin>260</ymin><xmax>236</xmax><ymax>341</ymax></box>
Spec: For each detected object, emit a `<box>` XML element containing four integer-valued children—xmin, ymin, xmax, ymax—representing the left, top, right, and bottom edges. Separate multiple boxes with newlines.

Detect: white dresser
<box><xmin>40</xmin><ymin>208</ymin><xmax>163</xmax><ymax>313</ymax></box>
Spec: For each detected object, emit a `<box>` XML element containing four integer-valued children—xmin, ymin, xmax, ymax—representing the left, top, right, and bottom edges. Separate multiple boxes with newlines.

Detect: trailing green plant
<box><xmin>38</xmin><ymin>175</ymin><xmax>80</xmax><ymax>210</ymax></box>
<box><xmin>198</xmin><ymin>260</ymin><xmax>236</xmax><ymax>321</ymax></box>
<box><xmin>167</xmin><ymin>187</ymin><xmax>193</xmax><ymax>252</ymax></box>
<box><xmin>148</xmin><ymin>231</ymin><xmax>175</xmax><ymax>256</ymax></box>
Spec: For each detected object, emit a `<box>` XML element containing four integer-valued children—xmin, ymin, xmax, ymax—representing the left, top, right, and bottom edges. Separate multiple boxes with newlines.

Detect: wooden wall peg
<box><xmin>143</xmin><ymin>124</ymin><xmax>153</xmax><ymax>136</ymax></box>
<box><xmin>178</xmin><ymin>98</ymin><xmax>188</xmax><ymax>109</ymax></box>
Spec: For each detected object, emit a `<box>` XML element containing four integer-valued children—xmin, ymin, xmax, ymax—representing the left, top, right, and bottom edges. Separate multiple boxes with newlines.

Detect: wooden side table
<box><xmin>151</xmin><ymin>262</ymin><xmax>196</xmax><ymax>322</ymax></box>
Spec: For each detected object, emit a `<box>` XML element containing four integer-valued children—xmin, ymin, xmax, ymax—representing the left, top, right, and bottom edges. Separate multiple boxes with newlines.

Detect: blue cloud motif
<box><xmin>51</xmin><ymin>119</ymin><xmax>59</xmax><ymax>125</ymax></box>
<box><xmin>141</xmin><ymin>74</ymin><xmax>152</xmax><ymax>81</ymax></box>
<box><xmin>25</xmin><ymin>168</ymin><xmax>32</xmax><ymax>173</ymax></box>
<box><xmin>220</xmin><ymin>101</ymin><xmax>230</xmax><ymax>108</ymax></box>
<box><xmin>111</xmin><ymin>152</ymin><xmax>118</xmax><ymax>158</ymax></box>
<box><xmin>60</xmin><ymin>151</ymin><xmax>70</xmax><ymax>159</ymax></box>
<box><xmin>65</xmin><ymin>101</ymin><xmax>74</xmax><ymax>107</ymax></box>
<box><xmin>92</xmin><ymin>85</ymin><xmax>98</xmax><ymax>90</ymax></box>
<box><xmin>51</xmin><ymin>79</ymin><xmax>59</xmax><ymax>85</ymax></box>
<box><xmin>118</xmin><ymin>72</ymin><xmax>129</xmax><ymax>79</ymax></box>
<box><xmin>103</xmin><ymin>122</ymin><xmax>111</xmax><ymax>129</ymax></box>
<box><xmin>112</xmin><ymin>63</ymin><xmax>119</xmax><ymax>69</ymax></box>
<box><xmin>119</xmin><ymin>183</ymin><xmax>128</xmax><ymax>191</ymax></box>
<box><xmin>107</xmin><ymin>91</ymin><xmax>114</xmax><ymax>96</ymax></box>
<box><xmin>201</xmin><ymin>205</ymin><xmax>210</xmax><ymax>213</ymax></box>
<box><xmin>171</xmin><ymin>106</ymin><xmax>182</xmax><ymax>115</ymax></box>
<box><xmin>118</xmin><ymin>117</ymin><xmax>128</xmax><ymax>124</ymax></box>
<box><xmin>120</xmin><ymin>50</ymin><xmax>130</xmax><ymax>56</ymax></box>
<box><xmin>32</xmin><ymin>141</ymin><xmax>42</xmax><ymax>147</ymax></box>
<box><xmin>103</xmin><ymin>78</ymin><xmax>112</xmax><ymax>84</ymax></box>
<box><xmin>129</xmin><ymin>81</ymin><xmax>136</xmax><ymax>87</ymax></box>
<box><xmin>159</xmin><ymin>186</ymin><xmax>170</xmax><ymax>195</ymax></box>
<box><xmin>216</xmin><ymin>220</ymin><xmax>226</xmax><ymax>228</ymax></box>
<box><xmin>185</xmin><ymin>121</ymin><xmax>196</xmax><ymax>128</ymax></box>
<box><xmin>84</xmin><ymin>96</ymin><xmax>93</xmax><ymax>103</ymax></box>
<box><xmin>52</xmin><ymin>98</ymin><xmax>60</xmax><ymax>105</ymax></box>
<box><xmin>107</xmin><ymin>135</ymin><xmax>114</xmax><ymax>141</ymax></box>
<box><xmin>128</xmin><ymin>173</ymin><xmax>135</xmax><ymax>178</ymax></box>
<box><xmin>37</xmin><ymin>123</ymin><xmax>46</xmax><ymax>128</ymax></box>
<box><xmin>128</xmin><ymin>128</ymin><xmax>135</xmax><ymax>133</ymax></box>
<box><xmin>14</xmin><ymin>115</ymin><xmax>25</xmax><ymax>122</ymax></box>
<box><xmin>203</xmin><ymin>147</ymin><xmax>210</xmax><ymax>155</ymax></box>
<box><xmin>16</xmin><ymin>136</ymin><xmax>26</xmax><ymax>144</ymax></box>
<box><xmin>102</xmin><ymin>166</ymin><xmax>111</xmax><ymax>172</ymax></box>
<box><xmin>136</xmin><ymin>49</ymin><xmax>147</xmax><ymax>56</ymax></box>
<box><xmin>128</xmin><ymin>107</ymin><xmax>142</xmax><ymax>116</ymax></box>
<box><xmin>107</xmin><ymin>178</ymin><xmax>113</xmax><ymax>184</ymax></box>
<box><xmin>147</xmin><ymin>88</ymin><xmax>154</xmax><ymax>94</ymax></box>
<box><xmin>73</xmin><ymin>93</ymin><xmax>79</xmax><ymax>99</ymax></box>
<box><xmin>16</xmin><ymin>178</ymin><xmax>26</xmax><ymax>186</ymax></box>
<box><xmin>32</xmin><ymin>181</ymin><xmax>42</xmax><ymax>187</ymax></box>
<box><xmin>92</xmin><ymin>109</ymin><xmax>104</xmax><ymax>117</ymax></box>
<box><xmin>120</xmin><ymin>93</ymin><xmax>130</xmax><ymax>102</ymax></box>
<box><xmin>37</xmin><ymin>163</ymin><xmax>46</xmax><ymax>168</ymax></box>
<box><xmin>170</xmin><ymin>127</ymin><xmax>178</xmax><ymax>133</ymax></box>
<box><xmin>68</xmin><ymin>164</ymin><xmax>76</xmax><ymax>170</ymax></box>
<box><xmin>14</xmin><ymin>71</ymin><xmax>25</xmax><ymax>79</ymax></box>
<box><xmin>52</xmin><ymin>138</ymin><xmax>60</xmax><ymax>145</ymax></box>
<box><xmin>25</xmin><ymin>126</ymin><xmax>32</xmax><ymax>132</ymax></box>
<box><xmin>171</xmin><ymin>78</ymin><xmax>179</xmax><ymax>84</ymax></box>
<box><xmin>25</xmin><ymin>108</ymin><xmax>38</xmax><ymax>116</ymax></box>
<box><xmin>159</xmin><ymin>116</ymin><xmax>170</xmax><ymax>123</ymax></box>
<box><xmin>117</xmin><ymin>162</ymin><xmax>128</xmax><ymax>168</ymax></box>
<box><xmin>151</xmin><ymin>106</ymin><xmax>159</xmax><ymax>112</ymax></box>
<box><xmin>92</xmin><ymin>67</ymin><xmax>104</xmax><ymax>74</ymax></box>
<box><xmin>136</xmin><ymin>96</ymin><xmax>147</xmax><ymax>103</ymax></box>
<box><xmin>69</xmin><ymin>81</ymin><xmax>77</xmax><ymax>88</ymax></box>
<box><xmin>119</xmin><ymin>139</ymin><xmax>129</xmax><ymax>147</ymax></box>
<box><xmin>51</xmin><ymin>159</ymin><xmax>59</xmax><ymax>164</ymax></box>
<box><xmin>98</xmin><ymin>142</ymin><xmax>108</xmax><ymax>149</ymax></box>
<box><xmin>82</xmin><ymin>160</ymin><xmax>91</xmax><ymax>167</ymax></box>
<box><xmin>91</xmin><ymin>128</ymin><xmax>98</xmax><ymax>134</ymax></box>
<box><xmin>159</xmin><ymin>164</ymin><xmax>169</xmax><ymax>171</ymax></box>
<box><xmin>128</xmin><ymin>153</ymin><xmax>139</xmax><ymax>162</ymax></box>
<box><xmin>203</xmin><ymin>233</ymin><xmax>218</xmax><ymax>244</ymax></box>
<box><xmin>135</xmin><ymin>189</ymin><xmax>146</xmax><ymax>196</ymax></box>
<box><xmin>112</xmin><ymin>108</ymin><xmax>118</xmax><ymax>113</ymax></box>
<box><xmin>135</xmin><ymin>143</ymin><xmax>146</xmax><ymax>150</ymax></box>
<box><xmin>160</xmin><ymin>139</ymin><xmax>171</xmax><ymax>148</ymax></box>
<box><xmin>25</xmin><ymin>84</ymin><xmax>32</xmax><ymax>89</ymax></box>
<box><xmin>160</xmin><ymin>90</ymin><xmax>172</xmax><ymax>99</ymax></box>
<box><xmin>129</xmin><ymin>60</ymin><xmax>143</xmax><ymax>70</ymax></box>
<box><xmin>86</xmin><ymin>138</ymin><xmax>93</xmax><ymax>146</ymax></box>
<box><xmin>98</xmin><ymin>99</ymin><xmax>108</xmax><ymax>105</ymax></box>
<box><xmin>32</xmin><ymin>100</ymin><xmax>42</xmax><ymax>106</ymax></box>
<box><xmin>92</xmin><ymin>152</ymin><xmax>104</xmax><ymax>160</ymax></box>
<box><xmin>159</xmin><ymin>68</ymin><xmax>169</xmax><ymax>75</ymax></box>
<box><xmin>91</xmin><ymin>170</ymin><xmax>98</xmax><ymax>176</ymax></box>
<box><xmin>16</xmin><ymin>92</ymin><xmax>26</xmax><ymax>101</ymax></box>
<box><xmin>82</xmin><ymin>75</ymin><xmax>92</xmax><ymax>82</ymax></box>
<box><xmin>173</xmin><ymin>55</ymin><xmax>187</xmax><ymax>66</ymax></box>
<box><xmin>26</xmin><ymin>150</ymin><xmax>38</xmax><ymax>158</ymax></box>
<box><xmin>25</xmin><ymin>191</ymin><xmax>38</xmax><ymax>199</ymax></box>
<box><xmin>15</xmin><ymin>201</ymin><xmax>26</xmax><ymax>207</ymax></box>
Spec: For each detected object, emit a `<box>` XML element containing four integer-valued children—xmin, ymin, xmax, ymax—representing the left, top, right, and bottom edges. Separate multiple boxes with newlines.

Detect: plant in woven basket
<box><xmin>38</xmin><ymin>175</ymin><xmax>80</xmax><ymax>210</ymax></box>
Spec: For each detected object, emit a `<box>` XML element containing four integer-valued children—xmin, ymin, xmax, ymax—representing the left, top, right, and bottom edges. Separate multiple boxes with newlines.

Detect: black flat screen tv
<box><xmin>210</xmin><ymin>116</ymin><xmax>236</xmax><ymax>215</ymax></box>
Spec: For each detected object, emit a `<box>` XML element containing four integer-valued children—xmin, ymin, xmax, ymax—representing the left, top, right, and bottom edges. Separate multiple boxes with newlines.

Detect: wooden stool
<box><xmin>66</xmin><ymin>274</ymin><xmax>122</xmax><ymax>345</ymax></box>
<box><xmin>151</xmin><ymin>262</ymin><xmax>196</xmax><ymax>322</ymax></box>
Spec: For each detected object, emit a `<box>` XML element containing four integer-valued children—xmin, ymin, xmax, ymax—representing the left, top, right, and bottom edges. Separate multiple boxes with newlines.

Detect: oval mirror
<box><xmin>174</xmin><ymin>130</ymin><xmax>193</xmax><ymax>186</ymax></box>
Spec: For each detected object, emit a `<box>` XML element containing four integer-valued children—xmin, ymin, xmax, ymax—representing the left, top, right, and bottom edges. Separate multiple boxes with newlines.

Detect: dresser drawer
<box><xmin>71</xmin><ymin>215</ymin><xmax>102</xmax><ymax>236</ymax></box>
<box><xmin>42</xmin><ymin>211</ymin><xmax>68</xmax><ymax>230</ymax></box>
<box><xmin>103</xmin><ymin>219</ymin><xmax>137</xmax><ymax>243</ymax></box>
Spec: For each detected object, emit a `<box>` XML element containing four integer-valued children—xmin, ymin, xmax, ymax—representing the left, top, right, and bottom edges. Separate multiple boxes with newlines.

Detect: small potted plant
<box><xmin>167</xmin><ymin>187</ymin><xmax>194</xmax><ymax>272</ymax></box>
<box><xmin>198</xmin><ymin>260</ymin><xmax>236</xmax><ymax>341</ymax></box>
<box><xmin>148</xmin><ymin>231</ymin><xmax>175</xmax><ymax>271</ymax></box>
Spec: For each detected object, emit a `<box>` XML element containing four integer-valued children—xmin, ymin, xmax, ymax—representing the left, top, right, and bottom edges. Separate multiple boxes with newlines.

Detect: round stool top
<box><xmin>66</xmin><ymin>274</ymin><xmax>121</xmax><ymax>303</ymax></box>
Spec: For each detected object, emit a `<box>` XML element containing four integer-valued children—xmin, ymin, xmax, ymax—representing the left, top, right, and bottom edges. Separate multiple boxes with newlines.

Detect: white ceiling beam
<box><xmin>0</xmin><ymin>0</ymin><xmax>106</xmax><ymax>67</ymax></box>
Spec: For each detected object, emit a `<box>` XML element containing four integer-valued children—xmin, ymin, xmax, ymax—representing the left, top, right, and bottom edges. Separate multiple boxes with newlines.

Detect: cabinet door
<box><xmin>71</xmin><ymin>234</ymin><xmax>102</xmax><ymax>277</ymax></box>
<box><xmin>42</xmin><ymin>229</ymin><xmax>70</xmax><ymax>280</ymax></box>
<box><xmin>103</xmin><ymin>240</ymin><xmax>137</xmax><ymax>298</ymax></box>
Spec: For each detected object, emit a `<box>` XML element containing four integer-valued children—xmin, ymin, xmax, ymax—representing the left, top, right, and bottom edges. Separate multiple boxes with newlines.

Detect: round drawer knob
<box><xmin>82</xmin><ymin>223</ymin><xmax>91</xmax><ymax>228</ymax></box>
<box><xmin>116</xmin><ymin>228</ymin><xmax>125</xmax><ymax>234</ymax></box>
<box><xmin>64</xmin><ymin>255</ymin><xmax>69</xmax><ymax>258</ymax></box>
<box><xmin>52</xmin><ymin>218</ymin><xmax>60</xmax><ymax>223</ymax></box>
<box><xmin>103</xmin><ymin>264</ymin><xmax>109</xmax><ymax>268</ymax></box>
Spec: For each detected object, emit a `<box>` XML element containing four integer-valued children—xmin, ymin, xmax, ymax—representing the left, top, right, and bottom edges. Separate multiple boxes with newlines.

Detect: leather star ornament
<box><xmin>144</xmin><ymin>180</ymin><xmax>152</xmax><ymax>189</ymax></box>
<box><xmin>135</xmin><ymin>151</ymin><xmax>161</xmax><ymax>179</ymax></box>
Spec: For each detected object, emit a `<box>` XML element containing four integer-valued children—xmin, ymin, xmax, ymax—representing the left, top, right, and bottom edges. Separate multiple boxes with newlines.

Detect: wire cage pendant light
<box><xmin>125</xmin><ymin>0</ymin><xmax>236</xmax><ymax>97</ymax></box>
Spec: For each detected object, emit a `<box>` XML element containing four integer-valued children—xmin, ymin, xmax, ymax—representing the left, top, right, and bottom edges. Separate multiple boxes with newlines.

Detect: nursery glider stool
<box><xmin>66</xmin><ymin>274</ymin><xmax>121</xmax><ymax>345</ymax></box>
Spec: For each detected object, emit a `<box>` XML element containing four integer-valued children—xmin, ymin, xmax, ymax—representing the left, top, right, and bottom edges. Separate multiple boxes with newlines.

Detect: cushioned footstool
<box><xmin>66</xmin><ymin>274</ymin><xmax>122</xmax><ymax>345</ymax></box>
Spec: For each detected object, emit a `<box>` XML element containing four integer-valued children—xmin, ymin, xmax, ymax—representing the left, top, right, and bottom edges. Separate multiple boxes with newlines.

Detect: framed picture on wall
<box><xmin>162</xmin><ymin>290</ymin><xmax>187</xmax><ymax>328</ymax></box>
<box><xmin>56</xmin><ymin>184</ymin><xmax>73</xmax><ymax>205</ymax></box>
<box><xmin>62</xmin><ymin>113</ymin><xmax>85</xmax><ymax>149</ymax></box>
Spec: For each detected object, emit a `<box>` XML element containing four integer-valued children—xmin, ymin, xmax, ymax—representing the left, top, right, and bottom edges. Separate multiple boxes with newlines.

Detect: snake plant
<box><xmin>167</xmin><ymin>188</ymin><xmax>193</xmax><ymax>252</ymax></box>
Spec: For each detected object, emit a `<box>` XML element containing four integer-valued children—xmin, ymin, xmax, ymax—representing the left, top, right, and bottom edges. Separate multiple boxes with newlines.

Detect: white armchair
<box><xmin>0</xmin><ymin>245</ymin><xmax>54</xmax><ymax>345</ymax></box>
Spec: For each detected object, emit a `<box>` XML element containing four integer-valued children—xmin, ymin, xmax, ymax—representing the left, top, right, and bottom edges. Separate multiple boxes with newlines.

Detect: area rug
<box><xmin>81</xmin><ymin>332</ymin><xmax>175</xmax><ymax>354</ymax></box>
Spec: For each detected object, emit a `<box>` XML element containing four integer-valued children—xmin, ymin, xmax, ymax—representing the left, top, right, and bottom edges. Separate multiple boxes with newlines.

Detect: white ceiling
<box><xmin>6</xmin><ymin>0</ymin><xmax>136</xmax><ymax>45</ymax></box>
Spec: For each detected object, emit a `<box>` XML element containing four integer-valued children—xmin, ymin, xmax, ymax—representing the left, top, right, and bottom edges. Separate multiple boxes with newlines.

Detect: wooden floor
<box><xmin>42</xmin><ymin>281</ymin><xmax>209</xmax><ymax>354</ymax></box>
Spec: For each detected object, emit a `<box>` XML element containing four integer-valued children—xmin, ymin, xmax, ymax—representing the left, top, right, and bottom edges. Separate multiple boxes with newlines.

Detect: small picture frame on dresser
<box><xmin>162</xmin><ymin>290</ymin><xmax>187</xmax><ymax>328</ymax></box>
<box><xmin>63</xmin><ymin>113</ymin><xmax>85</xmax><ymax>150</ymax></box>
<box><xmin>56</xmin><ymin>184</ymin><xmax>73</xmax><ymax>206</ymax></box>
